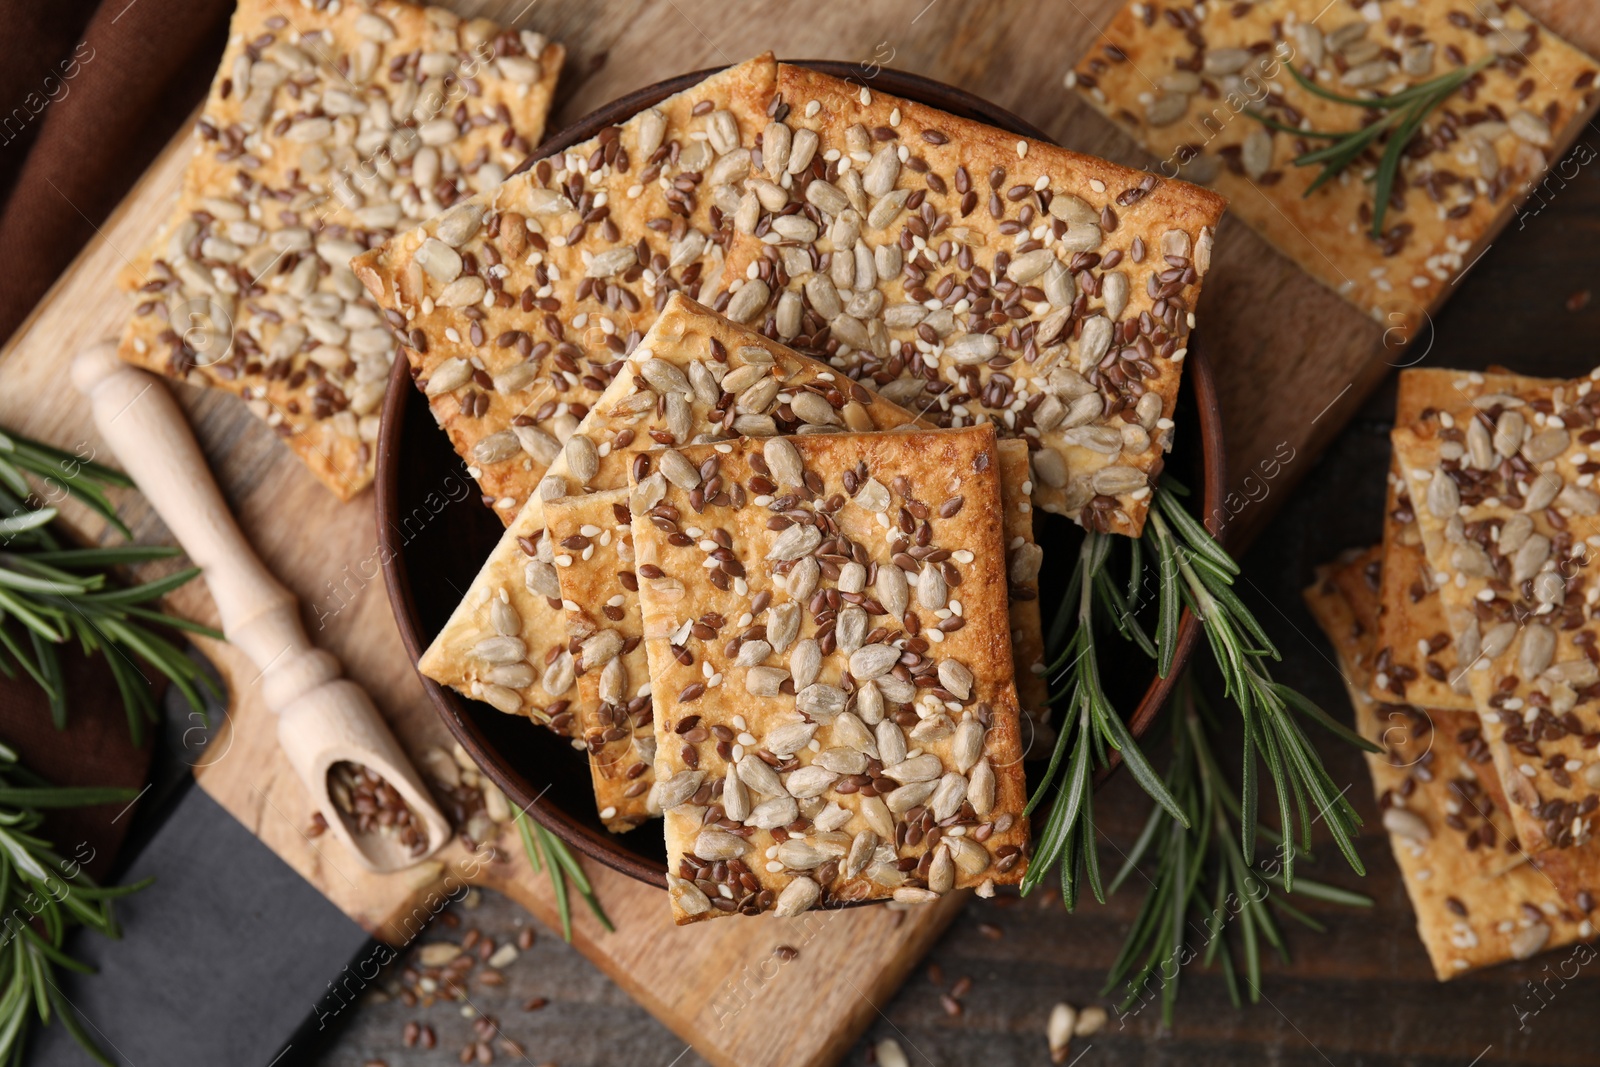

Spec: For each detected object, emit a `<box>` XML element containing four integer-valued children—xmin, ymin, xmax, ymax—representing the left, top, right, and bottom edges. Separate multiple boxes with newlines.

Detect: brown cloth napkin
<box><xmin>0</xmin><ymin>0</ymin><xmax>232</xmax><ymax>873</ymax></box>
<box><xmin>0</xmin><ymin>0</ymin><xmax>232</xmax><ymax>344</ymax></box>
<box><xmin>0</xmin><ymin>654</ymin><xmax>153</xmax><ymax>883</ymax></box>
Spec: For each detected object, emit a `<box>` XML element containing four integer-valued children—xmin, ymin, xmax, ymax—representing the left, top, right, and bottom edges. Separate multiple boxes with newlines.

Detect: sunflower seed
<box><xmin>797</xmin><ymin>683</ymin><xmax>848</xmax><ymax>721</ymax></box>
<box><xmin>766</xmin><ymin>721</ymin><xmax>819</xmax><ymax>756</ymax></box>
<box><xmin>945</xmin><ymin>333</ymin><xmax>999</xmax><ymax>365</ymax></box>
<box><xmin>744</xmin><ymin>666</ymin><xmax>791</xmax><ymax>697</ymax></box>
<box><xmin>1520</xmin><ymin>624</ymin><xmax>1555</xmax><ymax>677</ymax></box>
<box><xmin>565</xmin><ymin>434</ymin><xmax>599</xmax><ymax>485</ymax></box>
<box><xmin>472</xmin><ymin>431</ymin><xmax>522</xmax><ymax>465</ymax></box>
<box><xmin>777</xmin><ymin>635</ymin><xmax>818</xmax><ymax>690</ymax></box>
<box><xmin>884</xmin><ymin>753</ymin><xmax>943</xmax><ymax>783</ymax></box>
<box><xmin>723</xmin><ymin>766</ymin><xmax>751</xmax><ymax>821</ymax></box>
<box><xmin>652</xmin><ymin>769</ymin><xmax>705</xmax><ymax>812</ymax></box>
<box><xmin>885</xmin><ymin>780</ymin><xmax>937</xmax><ymax>814</ymax></box>
<box><xmin>968</xmin><ymin>759</ymin><xmax>996</xmax><ymax>815</ymax></box>
<box><xmin>425</xmin><ymin>357</ymin><xmax>472</xmax><ymax>395</ymax></box>
<box><xmin>785</xmin><ymin>765</ymin><xmax>838</xmax><ymax>799</ymax></box>
<box><xmin>835</xmin><ymin>604</ymin><xmax>868</xmax><ymax>656</ymax></box>
<box><xmin>850</xmin><ymin>643</ymin><xmax>900</xmax><ymax>680</ymax></box>
<box><xmin>542</xmin><ymin>651</ymin><xmax>574</xmax><ymax>696</ymax></box>
<box><xmin>694</xmin><ymin>828</ymin><xmax>750</xmax><ymax>861</ymax></box>
<box><xmin>1382</xmin><ymin>807</ymin><xmax>1431</xmax><ymax>842</ymax></box>
<box><xmin>669</xmin><ymin>874</ymin><xmax>712</xmax><ymax>916</ymax></box>
<box><xmin>748</xmin><ymin>796</ymin><xmax>800</xmax><ymax>829</ymax></box>
<box><xmin>773</xmin><ymin>876</ymin><xmax>820</xmax><ymax>917</ymax></box>
<box><xmin>767</xmin><ymin>602</ymin><xmax>802</xmax><ymax>652</ymax></box>
<box><xmin>737</xmin><ymin>754</ymin><xmax>785</xmax><ymax>796</ymax></box>
<box><xmin>917</xmin><ymin>563</ymin><xmax>948</xmax><ymax>610</ymax></box>
<box><xmin>814</xmin><ymin>748</ymin><xmax>868</xmax><ymax>775</ymax></box>
<box><xmin>768</xmin><ymin>523</ymin><xmax>822</xmax><ymax>561</ymax></box>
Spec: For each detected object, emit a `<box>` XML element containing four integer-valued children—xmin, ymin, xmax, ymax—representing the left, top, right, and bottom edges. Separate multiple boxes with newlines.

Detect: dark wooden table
<box><xmin>15</xmin><ymin>0</ymin><xmax>1597</xmax><ymax>1061</ymax></box>
<box><xmin>297</xmin><ymin>135</ymin><xmax>1600</xmax><ymax>1065</ymax></box>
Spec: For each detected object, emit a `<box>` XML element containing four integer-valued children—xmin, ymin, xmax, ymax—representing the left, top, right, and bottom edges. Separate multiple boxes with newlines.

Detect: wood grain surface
<box><xmin>3</xmin><ymin>1</ymin><xmax>1599</xmax><ymax>1065</ymax></box>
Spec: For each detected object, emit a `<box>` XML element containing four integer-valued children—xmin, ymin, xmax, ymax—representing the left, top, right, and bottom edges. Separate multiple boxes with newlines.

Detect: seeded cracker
<box><xmin>541</xmin><ymin>489</ymin><xmax>655</xmax><ymax>830</ymax></box>
<box><xmin>119</xmin><ymin>0</ymin><xmax>564</xmax><ymax>500</ymax></box>
<box><xmin>417</xmin><ymin>294</ymin><xmax>932</xmax><ymax>826</ymax></box>
<box><xmin>1075</xmin><ymin>1</ymin><xmax>1599</xmax><ymax>335</ymax></box>
<box><xmin>1304</xmin><ymin>549</ymin><xmax>1594</xmax><ymax>979</ymax></box>
<box><xmin>717</xmin><ymin>64</ymin><xmax>1225</xmax><ymax>536</ymax></box>
<box><xmin>531</xmin><ymin>294</ymin><xmax>924</xmax><ymax>830</ymax></box>
<box><xmin>355</xmin><ymin>56</ymin><xmax>778</xmax><ymax>521</ymax></box>
<box><xmin>1391</xmin><ymin>370</ymin><xmax>1600</xmax><ymax>854</ymax></box>
<box><xmin>630</xmin><ymin>424</ymin><xmax>1028</xmax><ymax>923</ymax></box>
<box><xmin>1372</xmin><ymin>369</ymin><xmax>1559</xmax><ymax>711</ymax></box>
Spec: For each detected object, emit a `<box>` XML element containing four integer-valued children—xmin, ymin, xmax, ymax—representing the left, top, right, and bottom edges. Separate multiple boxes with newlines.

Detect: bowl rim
<box><xmin>375</xmin><ymin>61</ymin><xmax>1228</xmax><ymax>890</ymax></box>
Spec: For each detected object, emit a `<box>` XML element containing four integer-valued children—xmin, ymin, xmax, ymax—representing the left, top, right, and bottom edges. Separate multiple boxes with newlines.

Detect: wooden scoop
<box><xmin>72</xmin><ymin>342</ymin><xmax>450</xmax><ymax>872</ymax></box>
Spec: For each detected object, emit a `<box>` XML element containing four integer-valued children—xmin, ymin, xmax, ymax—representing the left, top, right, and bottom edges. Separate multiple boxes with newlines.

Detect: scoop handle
<box><xmin>71</xmin><ymin>343</ymin><xmax>449</xmax><ymax>870</ymax></box>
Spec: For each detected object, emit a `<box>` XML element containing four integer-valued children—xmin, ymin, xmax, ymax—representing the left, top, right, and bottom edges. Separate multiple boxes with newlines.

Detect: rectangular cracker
<box><xmin>1304</xmin><ymin>548</ymin><xmax>1594</xmax><ymax>978</ymax></box>
<box><xmin>354</xmin><ymin>55</ymin><xmax>779</xmax><ymax>522</ymax></box>
<box><xmin>532</xmin><ymin>294</ymin><xmax>925</xmax><ymax>829</ymax></box>
<box><xmin>997</xmin><ymin>439</ymin><xmax>1049</xmax><ymax>726</ymax></box>
<box><xmin>631</xmin><ymin>424</ymin><xmax>1029</xmax><ymax>923</ymax></box>
<box><xmin>717</xmin><ymin>62</ymin><xmax>1227</xmax><ymax>536</ymax></box>
<box><xmin>1373</xmin><ymin>369</ymin><xmax>1558</xmax><ymax>710</ymax></box>
<box><xmin>1391</xmin><ymin>370</ymin><xmax>1600</xmax><ymax>853</ymax></box>
<box><xmin>416</xmin><ymin>293</ymin><xmax>928</xmax><ymax>822</ymax></box>
<box><xmin>1074</xmin><ymin>1</ymin><xmax>1599</xmax><ymax>336</ymax></box>
<box><xmin>119</xmin><ymin>0</ymin><xmax>564</xmax><ymax>499</ymax></box>
<box><xmin>541</xmin><ymin>488</ymin><xmax>656</xmax><ymax>831</ymax></box>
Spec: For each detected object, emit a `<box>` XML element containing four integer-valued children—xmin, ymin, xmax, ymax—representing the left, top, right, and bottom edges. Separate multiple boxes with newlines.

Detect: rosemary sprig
<box><xmin>0</xmin><ymin>426</ymin><xmax>218</xmax><ymax>745</ymax></box>
<box><xmin>0</xmin><ymin>741</ymin><xmax>150</xmax><ymax>1066</ymax></box>
<box><xmin>1247</xmin><ymin>55</ymin><xmax>1493</xmax><ymax>235</ymax></box>
<box><xmin>1103</xmin><ymin>680</ymin><xmax>1371</xmax><ymax>1025</ymax></box>
<box><xmin>1022</xmin><ymin>532</ymin><xmax>1184</xmax><ymax>908</ymax></box>
<box><xmin>512</xmin><ymin>808</ymin><xmax>613</xmax><ymax>942</ymax></box>
<box><xmin>1145</xmin><ymin>486</ymin><xmax>1375</xmax><ymax>889</ymax></box>
<box><xmin>1027</xmin><ymin>478</ymin><xmax>1375</xmax><ymax>921</ymax></box>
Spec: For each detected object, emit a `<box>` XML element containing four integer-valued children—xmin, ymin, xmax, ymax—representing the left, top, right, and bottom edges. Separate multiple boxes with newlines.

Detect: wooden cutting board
<box><xmin>2</xmin><ymin>2</ymin><xmax>1598</xmax><ymax>1066</ymax></box>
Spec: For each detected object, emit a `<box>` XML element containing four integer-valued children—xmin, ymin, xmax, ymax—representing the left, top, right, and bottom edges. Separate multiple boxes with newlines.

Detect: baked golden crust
<box><xmin>997</xmin><ymin>439</ymin><xmax>1049</xmax><ymax>728</ymax></box>
<box><xmin>1075</xmin><ymin>1</ymin><xmax>1599</xmax><ymax>336</ymax></box>
<box><xmin>354</xmin><ymin>55</ymin><xmax>778</xmax><ymax>520</ymax></box>
<box><xmin>415</xmin><ymin>508</ymin><xmax>580</xmax><ymax>735</ymax></box>
<box><xmin>631</xmin><ymin>424</ymin><xmax>1028</xmax><ymax>922</ymax></box>
<box><xmin>718</xmin><ymin>63</ymin><xmax>1226</xmax><ymax>536</ymax></box>
<box><xmin>419</xmin><ymin>293</ymin><xmax>928</xmax><ymax>819</ymax></box>
<box><xmin>541</xmin><ymin>488</ymin><xmax>655</xmax><ymax>831</ymax></box>
<box><xmin>1304</xmin><ymin>549</ymin><xmax>1594</xmax><ymax>979</ymax></box>
<box><xmin>1372</xmin><ymin>369</ymin><xmax>1555</xmax><ymax>711</ymax></box>
<box><xmin>1391</xmin><ymin>370</ymin><xmax>1600</xmax><ymax>854</ymax></box>
<box><xmin>119</xmin><ymin>0</ymin><xmax>563</xmax><ymax>500</ymax></box>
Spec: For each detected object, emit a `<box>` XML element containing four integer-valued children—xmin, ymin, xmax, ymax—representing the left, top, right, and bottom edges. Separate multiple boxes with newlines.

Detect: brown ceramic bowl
<box><xmin>376</xmin><ymin>62</ymin><xmax>1228</xmax><ymax>890</ymax></box>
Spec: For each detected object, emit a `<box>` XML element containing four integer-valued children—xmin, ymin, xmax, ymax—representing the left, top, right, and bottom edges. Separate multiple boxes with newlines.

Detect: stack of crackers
<box><xmin>1306</xmin><ymin>367</ymin><xmax>1600</xmax><ymax>978</ymax></box>
<box><xmin>350</xmin><ymin>59</ymin><xmax>1228</xmax><ymax>921</ymax></box>
<box><xmin>1075</xmin><ymin>0</ymin><xmax>1599</xmax><ymax>335</ymax></box>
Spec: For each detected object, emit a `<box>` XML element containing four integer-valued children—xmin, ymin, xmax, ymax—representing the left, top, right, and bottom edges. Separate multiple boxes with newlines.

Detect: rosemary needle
<box><xmin>513</xmin><ymin>808</ymin><xmax>613</xmax><ymax>942</ymax></box>
<box><xmin>0</xmin><ymin>425</ymin><xmax>218</xmax><ymax>745</ymax></box>
<box><xmin>0</xmin><ymin>743</ymin><xmax>149</xmax><ymax>1066</ymax></box>
<box><xmin>1102</xmin><ymin>681</ymin><xmax>1371</xmax><ymax>1025</ymax></box>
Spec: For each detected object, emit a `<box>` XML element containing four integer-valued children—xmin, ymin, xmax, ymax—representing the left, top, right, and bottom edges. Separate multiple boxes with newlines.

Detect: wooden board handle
<box><xmin>72</xmin><ymin>343</ymin><xmax>451</xmax><ymax>871</ymax></box>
